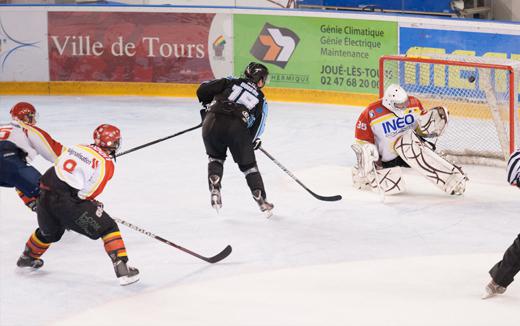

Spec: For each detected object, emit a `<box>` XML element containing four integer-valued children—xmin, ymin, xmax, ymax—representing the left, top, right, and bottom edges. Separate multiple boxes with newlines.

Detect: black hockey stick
<box><xmin>114</xmin><ymin>217</ymin><xmax>232</xmax><ymax>264</ymax></box>
<box><xmin>259</xmin><ymin>147</ymin><xmax>342</xmax><ymax>202</ymax></box>
<box><xmin>115</xmin><ymin>123</ymin><xmax>202</xmax><ymax>158</ymax></box>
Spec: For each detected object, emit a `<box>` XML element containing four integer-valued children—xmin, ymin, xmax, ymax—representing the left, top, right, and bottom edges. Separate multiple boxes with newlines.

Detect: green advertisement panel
<box><xmin>234</xmin><ymin>14</ymin><xmax>397</xmax><ymax>94</ymax></box>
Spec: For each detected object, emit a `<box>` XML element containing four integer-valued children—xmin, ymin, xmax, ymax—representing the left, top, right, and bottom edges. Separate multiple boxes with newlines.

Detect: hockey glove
<box><xmin>200</xmin><ymin>108</ymin><xmax>207</xmax><ymax>122</ymax></box>
<box><xmin>253</xmin><ymin>138</ymin><xmax>262</xmax><ymax>150</ymax></box>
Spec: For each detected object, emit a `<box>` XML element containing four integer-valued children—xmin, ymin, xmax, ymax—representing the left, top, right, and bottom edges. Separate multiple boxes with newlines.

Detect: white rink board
<box><xmin>0</xmin><ymin>10</ymin><xmax>49</xmax><ymax>81</ymax></box>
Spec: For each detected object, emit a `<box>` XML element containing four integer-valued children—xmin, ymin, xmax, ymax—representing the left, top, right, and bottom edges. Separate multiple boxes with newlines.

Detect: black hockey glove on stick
<box><xmin>259</xmin><ymin>147</ymin><xmax>342</xmax><ymax>202</ymax></box>
<box><xmin>115</xmin><ymin>123</ymin><xmax>202</xmax><ymax>158</ymax></box>
<box><xmin>114</xmin><ymin>217</ymin><xmax>232</xmax><ymax>263</ymax></box>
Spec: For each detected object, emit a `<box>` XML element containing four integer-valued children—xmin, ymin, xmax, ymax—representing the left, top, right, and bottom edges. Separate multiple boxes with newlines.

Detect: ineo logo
<box><xmin>0</xmin><ymin>19</ymin><xmax>39</xmax><ymax>71</ymax></box>
<box><xmin>382</xmin><ymin>113</ymin><xmax>416</xmax><ymax>135</ymax></box>
<box><xmin>250</xmin><ymin>23</ymin><xmax>299</xmax><ymax>68</ymax></box>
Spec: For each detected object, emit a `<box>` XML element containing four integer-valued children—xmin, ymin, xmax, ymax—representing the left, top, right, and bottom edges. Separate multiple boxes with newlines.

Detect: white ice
<box><xmin>0</xmin><ymin>95</ymin><xmax>518</xmax><ymax>326</ymax></box>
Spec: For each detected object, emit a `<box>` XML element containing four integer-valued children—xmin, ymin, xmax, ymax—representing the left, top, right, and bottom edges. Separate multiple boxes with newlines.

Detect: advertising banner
<box><xmin>400</xmin><ymin>27</ymin><xmax>520</xmax><ymax>61</ymax></box>
<box><xmin>234</xmin><ymin>14</ymin><xmax>397</xmax><ymax>94</ymax></box>
<box><xmin>0</xmin><ymin>10</ymin><xmax>49</xmax><ymax>81</ymax></box>
<box><xmin>48</xmin><ymin>12</ymin><xmax>233</xmax><ymax>83</ymax></box>
<box><xmin>399</xmin><ymin>26</ymin><xmax>520</xmax><ymax>95</ymax></box>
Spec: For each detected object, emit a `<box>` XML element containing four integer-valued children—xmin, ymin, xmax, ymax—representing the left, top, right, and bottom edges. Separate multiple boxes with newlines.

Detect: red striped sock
<box><xmin>25</xmin><ymin>231</ymin><xmax>50</xmax><ymax>259</ymax></box>
<box><xmin>102</xmin><ymin>231</ymin><xmax>128</xmax><ymax>261</ymax></box>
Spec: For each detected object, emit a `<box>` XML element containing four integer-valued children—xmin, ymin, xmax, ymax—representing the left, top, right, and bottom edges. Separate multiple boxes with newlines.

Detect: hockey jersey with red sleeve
<box><xmin>0</xmin><ymin>121</ymin><xmax>64</xmax><ymax>163</ymax></box>
<box><xmin>54</xmin><ymin>144</ymin><xmax>115</xmax><ymax>200</ymax></box>
<box><xmin>355</xmin><ymin>96</ymin><xmax>426</xmax><ymax>162</ymax></box>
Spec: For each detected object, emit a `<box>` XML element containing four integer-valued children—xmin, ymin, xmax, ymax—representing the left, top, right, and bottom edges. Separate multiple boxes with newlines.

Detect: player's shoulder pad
<box><xmin>84</xmin><ymin>144</ymin><xmax>113</xmax><ymax>160</ymax></box>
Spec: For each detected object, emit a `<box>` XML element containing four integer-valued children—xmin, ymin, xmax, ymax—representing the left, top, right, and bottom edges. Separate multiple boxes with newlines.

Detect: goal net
<box><xmin>379</xmin><ymin>54</ymin><xmax>520</xmax><ymax>166</ymax></box>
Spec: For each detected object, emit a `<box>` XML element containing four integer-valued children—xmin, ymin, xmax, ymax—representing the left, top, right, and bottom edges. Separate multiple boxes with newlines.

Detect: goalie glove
<box><xmin>418</xmin><ymin>106</ymin><xmax>449</xmax><ymax>138</ymax></box>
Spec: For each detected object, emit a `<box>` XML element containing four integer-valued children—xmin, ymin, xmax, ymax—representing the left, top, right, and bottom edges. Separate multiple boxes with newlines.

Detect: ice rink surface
<box><xmin>0</xmin><ymin>95</ymin><xmax>519</xmax><ymax>326</ymax></box>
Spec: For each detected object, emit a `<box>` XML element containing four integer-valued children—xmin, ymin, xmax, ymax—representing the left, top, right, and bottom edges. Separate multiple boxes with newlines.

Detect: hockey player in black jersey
<box><xmin>482</xmin><ymin>148</ymin><xmax>520</xmax><ymax>299</ymax></box>
<box><xmin>197</xmin><ymin>62</ymin><xmax>274</xmax><ymax>215</ymax></box>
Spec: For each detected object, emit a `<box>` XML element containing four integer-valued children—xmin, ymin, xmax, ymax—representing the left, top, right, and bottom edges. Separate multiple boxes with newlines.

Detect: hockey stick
<box><xmin>259</xmin><ymin>147</ymin><xmax>342</xmax><ymax>202</ymax></box>
<box><xmin>115</xmin><ymin>123</ymin><xmax>202</xmax><ymax>158</ymax></box>
<box><xmin>114</xmin><ymin>217</ymin><xmax>232</xmax><ymax>264</ymax></box>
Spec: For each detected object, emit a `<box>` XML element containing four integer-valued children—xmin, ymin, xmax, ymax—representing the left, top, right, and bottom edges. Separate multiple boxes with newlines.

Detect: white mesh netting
<box><xmin>380</xmin><ymin>54</ymin><xmax>520</xmax><ymax>166</ymax></box>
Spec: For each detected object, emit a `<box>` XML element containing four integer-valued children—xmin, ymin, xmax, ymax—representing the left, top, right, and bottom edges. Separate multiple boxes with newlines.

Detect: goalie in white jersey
<box><xmin>16</xmin><ymin>124</ymin><xmax>139</xmax><ymax>286</ymax></box>
<box><xmin>351</xmin><ymin>84</ymin><xmax>467</xmax><ymax>196</ymax></box>
<box><xmin>0</xmin><ymin>102</ymin><xmax>63</xmax><ymax>211</ymax></box>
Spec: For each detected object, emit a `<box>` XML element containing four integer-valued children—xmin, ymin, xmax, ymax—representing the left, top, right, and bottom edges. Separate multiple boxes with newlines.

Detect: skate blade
<box><xmin>119</xmin><ymin>274</ymin><xmax>140</xmax><ymax>286</ymax></box>
<box><xmin>264</xmin><ymin>210</ymin><xmax>273</xmax><ymax>219</ymax></box>
<box><xmin>212</xmin><ymin>204</ymin><xmax>221</xmax><ymax>214</ymax></box>
<box><xmin>481</xmin><ymin>291</ymin><xmax>497</xmax><ymax>300</ymax></box>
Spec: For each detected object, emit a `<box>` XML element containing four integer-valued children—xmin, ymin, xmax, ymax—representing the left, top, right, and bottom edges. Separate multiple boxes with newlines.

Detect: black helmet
<box><xmin>244</xmin><ymin>62</ymin><xmax>269</xmax><ymax>86</ymax></box>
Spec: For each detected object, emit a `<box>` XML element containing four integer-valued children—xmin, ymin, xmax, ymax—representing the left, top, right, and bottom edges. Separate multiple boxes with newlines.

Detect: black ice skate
<box><xmin>252</xmin><ymin>190</ymin><xmax>274</xmax><ymax>218</ymax></box>
<box><xmin>209</xmin><ymin>175</ymin><xmax>222</xmax><ymax>212</ymax></box>
<box><xmin>16</xmin><ymin>253</ymin><xmax>44</xmax><ymax>269</ymax></box>
<box><xmin>113</xmin><ymin>259</ymin><xmax>140</xmax><ymax>286</ymax></box>
<box><xmin>482</xmin><ymin>279</ymin><xmax>507</xmax><ymax>299</ymax></box>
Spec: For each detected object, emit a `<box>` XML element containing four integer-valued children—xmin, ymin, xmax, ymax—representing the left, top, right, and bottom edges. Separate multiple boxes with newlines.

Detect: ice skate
<box><xmin>252</xmin><ymin>190</ymin><xmax>274</xmax><ymax>218</ymax></box>
<box><xmin>16</xmin><ymin>245</ymin><xmax>44</xmax><ymax>269</ymax></box>
<box><xmin>16</xmin><ymin>253</ymin><xmax>44</xmax><ymax>269</ymax></box>
<box><xmin>209</xmin><ymin>175</ymin><xmax>222</xmax><ymax>212</ymax></box>
<box><xmin>482</xmin><ymin>279</ymin><xmax>506</xmax><ymax>299</ymax></box>
<box><xmin>113</xmin><ymin>259</ymin><xmax>140</xmax><ymax>286</ymax></box>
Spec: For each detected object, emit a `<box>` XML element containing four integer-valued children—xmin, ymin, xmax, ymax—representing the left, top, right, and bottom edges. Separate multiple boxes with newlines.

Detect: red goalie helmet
<box><xmin>10</xmin><ymin>102</ymin><xmax>37</xmax><ymax>125</ymax></box>
<box><xmin>93</xmin><ymin>124</ymin><xmax>121</xmax><ymax>151</ymax></box>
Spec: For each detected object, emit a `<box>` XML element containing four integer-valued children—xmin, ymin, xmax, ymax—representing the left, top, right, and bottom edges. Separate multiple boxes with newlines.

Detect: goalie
<box><xmin>351</xmin><ymin>84</ymin><xmax>467</xmax><ymax>196</ymax></box>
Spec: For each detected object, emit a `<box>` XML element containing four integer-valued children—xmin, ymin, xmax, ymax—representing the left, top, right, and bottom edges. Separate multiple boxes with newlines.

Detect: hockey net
<box><xmin>379</xmin><ymin>54</ymin><xmax>520</xmax><ymax>166</ymax></box>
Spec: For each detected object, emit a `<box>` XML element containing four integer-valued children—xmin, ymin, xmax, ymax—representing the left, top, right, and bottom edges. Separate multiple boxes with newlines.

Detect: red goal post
<box><xmin>379</xmin><ymin>54</ymin><xmax>520</xmax><ymax>166</ymax></box>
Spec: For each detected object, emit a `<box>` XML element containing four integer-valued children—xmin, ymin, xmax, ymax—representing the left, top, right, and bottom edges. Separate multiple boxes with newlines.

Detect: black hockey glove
<box><xmin>200</xmin><ymin>108</ymin><xmax>207</xmax><ymax>122</ymax></box>
<box><xmin>253</xmin><ymin>138</ymin><xmax>262</xmax><ymax>150</ymax></box>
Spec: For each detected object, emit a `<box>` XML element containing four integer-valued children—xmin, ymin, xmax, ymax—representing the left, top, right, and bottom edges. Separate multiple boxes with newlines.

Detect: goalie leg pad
<box><xmin>395</xmin><ymin>130</ymin><xmax>468</xmax><ymax>195</ymax></box>
<box><xmin>376</xmin><ymin>167</ymin><xmax>406</xmax><ymax>195</ymax></box>
<box><xmin>351</xmin><ymin>165</ymin><xmax>376</xmax><ymax>191</ymax></box>
<box><xmin>351</xmin><ymin>142</ymin><xmax>379</xmax><ymax>176</ymax></box>
<box><xmin>352</xmin><ymin>166</ymin><xmax>405</xmax><ymax>195</ymax></box>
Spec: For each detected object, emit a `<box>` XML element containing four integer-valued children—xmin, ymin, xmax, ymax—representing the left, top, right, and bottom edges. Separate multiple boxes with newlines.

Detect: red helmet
<box><xmin>10</xmin><ymin>102</ymin><xmax>37</xmax><ymax>125</ymax></box>
<box><xmin>93</xmin><ymin>124</ymin><xmax>121</xmax><ymax>151</ymax></box>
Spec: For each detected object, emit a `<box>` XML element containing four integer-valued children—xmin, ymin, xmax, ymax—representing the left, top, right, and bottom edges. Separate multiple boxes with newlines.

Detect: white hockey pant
<box><xmin>395</xmin><ymin>130</ymin><xmax>467</xmax><ymax>195</ymax></box>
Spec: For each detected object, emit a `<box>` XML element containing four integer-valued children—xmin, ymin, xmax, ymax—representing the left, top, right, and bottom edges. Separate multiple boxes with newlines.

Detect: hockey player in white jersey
<box><xmin>0</xmin><ymin>102</ymin><xmax>63</xmax><ymax>211</ymax></box>
<box><xmin>351</xmin><ymin>84</ymin><xmax>467</xmax><ymax>196</ymax></box>
<box><xmin>16</xmin><ymin>124</ymin><xmax>139</xmax><ymax>286</ymax></box>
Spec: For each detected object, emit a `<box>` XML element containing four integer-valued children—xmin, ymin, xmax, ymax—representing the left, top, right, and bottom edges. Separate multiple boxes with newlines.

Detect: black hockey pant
<box><xmin>36</xmin><ymin>168</ymin><xmax>119</xmax><ymax>243</ymax></box>
<box><xmin>202</xmin><ymin>112</ymin><xmax>266</xmax><ymax>198</ymax></box>
<box><xmin>490</xmin><ymin>233</ymin><xmax>520</xmax><ymax>287</ymax></box>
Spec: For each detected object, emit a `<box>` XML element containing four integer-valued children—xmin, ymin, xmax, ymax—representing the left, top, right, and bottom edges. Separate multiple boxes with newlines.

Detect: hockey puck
<box><xmin>468</xmin><ymin>76</ymin><xmax>475</xmax><ymax>83</ymax></box>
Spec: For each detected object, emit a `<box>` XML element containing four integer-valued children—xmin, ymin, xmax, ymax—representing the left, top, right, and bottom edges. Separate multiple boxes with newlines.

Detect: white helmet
<box><xmin>382</xmin><ymin>84</ymin><xmax>409</xmax><ymax>116</ymax></box>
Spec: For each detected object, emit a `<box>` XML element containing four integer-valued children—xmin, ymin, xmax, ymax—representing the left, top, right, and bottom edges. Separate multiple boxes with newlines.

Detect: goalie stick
<box><xmin>114</xmin><ymin>218</ymin><xmax>232</xmax><ymax>264</ymax></box>
<box><xmin>259</xmin><ymin>147</ymin><xmax>342</xmax><ymax>202</ymax></box>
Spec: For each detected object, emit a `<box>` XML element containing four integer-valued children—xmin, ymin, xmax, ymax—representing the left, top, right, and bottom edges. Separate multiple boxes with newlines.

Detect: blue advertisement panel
<box><xmin>398</xmin><ymin>26</ymin><xmax>520</xmax><ymax>99</ymax></box>
<box><xmin>399</xmin><ymin>27</ymin><xmax>520</xmax><ymax>60</ymax></box>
